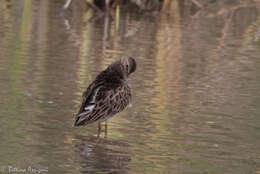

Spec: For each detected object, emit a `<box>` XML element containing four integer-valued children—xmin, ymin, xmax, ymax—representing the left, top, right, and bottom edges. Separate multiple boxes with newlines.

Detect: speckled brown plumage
<box><xmin>74</xmin><ymin>56</ymin><xmax>136</xmax><ymax>126</ymax></box>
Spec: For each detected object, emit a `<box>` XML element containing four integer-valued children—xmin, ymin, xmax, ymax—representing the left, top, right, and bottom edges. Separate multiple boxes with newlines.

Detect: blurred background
<box><xmin>0</xmin><ymin>0</ymin><xmax>260</xmax><ymax>173</ymax></box>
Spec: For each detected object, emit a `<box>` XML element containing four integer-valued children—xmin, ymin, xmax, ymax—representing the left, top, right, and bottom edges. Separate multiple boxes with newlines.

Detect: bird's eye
<box><xmin>126</xmin><ymin>65</ymin><xmax>129</xmax><ymax>71</ymax></box>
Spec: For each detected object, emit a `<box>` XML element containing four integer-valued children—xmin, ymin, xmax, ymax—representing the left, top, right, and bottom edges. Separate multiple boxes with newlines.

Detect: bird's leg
<box><xmin>97</xmin><ymin>122</ymin><xmax>102</xmax><ymax>138</ymax></box>
<box><xmin>104</xmin><ymin>121</ymin><xmax>108</xmax><ymax>138</ymax></box>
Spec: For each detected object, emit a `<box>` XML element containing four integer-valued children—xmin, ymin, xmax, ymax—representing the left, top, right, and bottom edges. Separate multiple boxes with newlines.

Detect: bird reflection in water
<box><xmin>74</xmin><ymin>135</ymin><xmax>131</xmax><ymax>173</ymax></box>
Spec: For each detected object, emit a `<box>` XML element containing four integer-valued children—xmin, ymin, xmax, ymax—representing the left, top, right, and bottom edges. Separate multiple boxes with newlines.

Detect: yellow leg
<box><xmin>104</xmin><ymin>122</ymin><xmax>108</xmax><ymax>138</ymax></box>
<box><xmin>97</xmin><ymin>122</ymin><xmax>102</xmax><ymax>138</ymax></box>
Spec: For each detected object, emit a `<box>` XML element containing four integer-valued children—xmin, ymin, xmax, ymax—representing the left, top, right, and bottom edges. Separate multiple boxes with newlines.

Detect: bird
<box><xmin>74</xmin><ymin>56</ymin><xmax>136</xmax><ymax>136</ymax></box>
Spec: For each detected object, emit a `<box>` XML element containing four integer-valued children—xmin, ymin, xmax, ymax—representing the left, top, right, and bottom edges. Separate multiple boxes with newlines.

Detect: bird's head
<box><xmin>109</xmin><ymin>56</ymin><xmax>136</xmax><ymax>79</ymax></box>
<box><xmin>119</xmin><ymin>56</ymin><xmax>137</xmax><ymax>77</ymax></box>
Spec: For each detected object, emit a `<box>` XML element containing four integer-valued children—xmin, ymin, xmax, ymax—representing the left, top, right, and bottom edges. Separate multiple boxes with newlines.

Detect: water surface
<box><xmin>0</xmin><ymin>1</ymin><xmax>260</xmax><ymax>174</ymax></box>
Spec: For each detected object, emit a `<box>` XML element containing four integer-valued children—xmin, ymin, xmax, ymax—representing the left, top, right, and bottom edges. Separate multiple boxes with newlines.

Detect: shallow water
<box><xmin>0</xmin><ymin>1</ymin><xmax>260</xmax><ymax>174</ymax></box>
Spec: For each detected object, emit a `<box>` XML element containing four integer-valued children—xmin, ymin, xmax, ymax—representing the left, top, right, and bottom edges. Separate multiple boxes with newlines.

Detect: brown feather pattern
<box><xmin>74</xmin><ymin>56</ymin><xmax>136</xmax><ymax>126</ymax></box>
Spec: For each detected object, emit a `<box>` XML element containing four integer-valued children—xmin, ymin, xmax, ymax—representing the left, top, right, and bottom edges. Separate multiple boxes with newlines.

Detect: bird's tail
<box><xmin>74</xmin><ymin>102</ymin><xmax>96</xmax><ymax>126</ymax></box>
<box><xmin>74</xmin><ymin>111</ymin><xmax>91</xmax><ymax>126</ymax></box>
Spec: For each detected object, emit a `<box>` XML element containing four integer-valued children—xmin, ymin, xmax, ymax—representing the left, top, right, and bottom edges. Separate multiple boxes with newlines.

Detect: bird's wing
<box><xmin>74</xmin><ymin>81</ymin><xmax>104</xmax><ymax>126</ymax></box>
<box><xmin>84</xmin><ymin>85</ymin><xmax>131</xmax><ymax>123</ymax></box>
<box><xmin>74</xmin><ymin>84</ymin><xmax>130</xmax><ymax>126</ymax></box>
